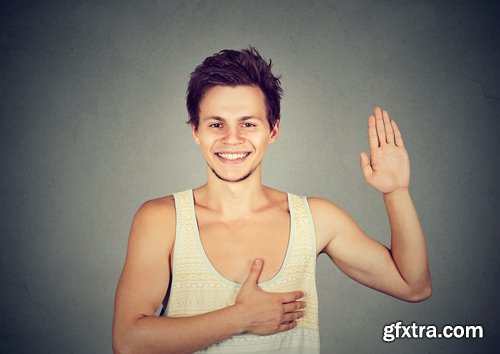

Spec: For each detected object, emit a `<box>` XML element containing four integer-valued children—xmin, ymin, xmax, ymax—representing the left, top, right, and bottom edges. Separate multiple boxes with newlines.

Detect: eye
<box><xmin>209</xmin><ymin>122</ymin><xmax>223</xmax><ymax>128</ymax></box>
<box><xmin>242</xmin><ymin>122</ymin><xmax>256</xmax><ymax>128</ymax></box>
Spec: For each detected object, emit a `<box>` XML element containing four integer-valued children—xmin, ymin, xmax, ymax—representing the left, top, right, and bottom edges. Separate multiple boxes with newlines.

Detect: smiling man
<box><xmin>112</xmin><ymin>48</ymin><xmax>431</xmax><ymax>354</ymax></box>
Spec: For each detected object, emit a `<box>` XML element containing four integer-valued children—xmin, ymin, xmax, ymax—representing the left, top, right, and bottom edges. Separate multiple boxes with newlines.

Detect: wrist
<box><xmin>383</xmin><ymin>188</ymin><xmax>410</xmax><ymax>201</ymax></box>
<box><xmin>226</xmin><ymin>303</ymin><xmax>249</xmax><ymax>335</ymax></box>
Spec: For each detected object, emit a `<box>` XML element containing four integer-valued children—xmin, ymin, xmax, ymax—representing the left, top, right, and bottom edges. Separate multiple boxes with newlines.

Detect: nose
<box><xmin>223</xmin><ymin>126</ymin><xmax>244</xmax><ymax>145</ymax></box>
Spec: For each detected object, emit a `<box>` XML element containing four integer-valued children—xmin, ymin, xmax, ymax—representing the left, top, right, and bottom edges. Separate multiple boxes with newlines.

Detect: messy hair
<box><xmin>186</xmin><ymin>47</ymin><xmax>283</xmax><ymax>130</ymax></box>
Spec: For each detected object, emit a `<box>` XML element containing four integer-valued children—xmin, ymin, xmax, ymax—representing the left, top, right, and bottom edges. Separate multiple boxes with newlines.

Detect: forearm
<box><xmin>383</xmin><ymin>189</ymin><xmax>431</xmax><ymax>295</ymax></box>
<box><xmin>114</xmin><ymin>305</ymin><xmax>245</xmax><ymax>354</ymax></box>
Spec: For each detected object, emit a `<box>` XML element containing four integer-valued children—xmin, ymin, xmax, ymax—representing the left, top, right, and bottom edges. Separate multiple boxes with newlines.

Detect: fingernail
<box><xmin>254</xmin><ymin>259</ymin><xmax>262</xmax><ymax>265</ymax></box>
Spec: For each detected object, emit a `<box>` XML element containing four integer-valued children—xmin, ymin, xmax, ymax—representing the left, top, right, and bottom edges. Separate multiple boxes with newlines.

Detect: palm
<box><xmin>360</xmin><ymin>108</ymin><xmax>410</xmax><ymax>194</ymax></box>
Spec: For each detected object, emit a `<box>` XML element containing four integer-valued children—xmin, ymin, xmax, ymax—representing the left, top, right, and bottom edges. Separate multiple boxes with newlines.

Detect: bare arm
<box><xmin>112</xmin><ymin>198</ymin><xmax>305</xmax><ymax>354</ymax></box>
<box><xmin>313</xmin><ymin>107</ymin><xmax>431</xmax><ymax>302</ymax></box>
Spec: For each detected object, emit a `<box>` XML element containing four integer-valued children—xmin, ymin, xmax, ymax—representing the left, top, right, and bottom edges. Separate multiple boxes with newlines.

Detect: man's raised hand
<box><xmin>234</xmin><ymin>259</ymin><xmax>306</xmax><ymax>335</ymax></box>
<box><xmin>359</xmin><ymin>107</ymin><xmax>410</xmax><ymax>194</ymax></box>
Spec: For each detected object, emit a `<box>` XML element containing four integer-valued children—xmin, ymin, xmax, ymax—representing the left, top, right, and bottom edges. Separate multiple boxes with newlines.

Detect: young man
<box><xmin>112</xmin><ymin>48</ymin><xmax>431</xmax><ymax>354</ymax></box>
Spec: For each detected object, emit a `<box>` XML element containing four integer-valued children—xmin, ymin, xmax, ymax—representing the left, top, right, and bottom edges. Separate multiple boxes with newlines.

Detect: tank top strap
<box><xmin>173</xmin><ymin>189</ymin><xmax>195</xmax><ymax>236</ymax></box>
<box><xmin>288</xmin><ymin>193</ymin><xmax>317</xmax><ymax>255</ymax></box>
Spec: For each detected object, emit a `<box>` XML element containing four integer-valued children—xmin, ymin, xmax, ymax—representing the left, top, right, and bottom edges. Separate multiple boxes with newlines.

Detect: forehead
<box><xmin>199</xmin><ymin>85</ymin><xmax>266</xmax><ymax>118</ymax></box>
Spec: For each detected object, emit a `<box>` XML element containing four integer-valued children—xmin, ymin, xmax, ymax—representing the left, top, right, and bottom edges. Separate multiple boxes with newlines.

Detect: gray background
<box><xmin>1</xmin><ymin>0</ymin><xmax>499</xmax><ymax>353</ymax></box>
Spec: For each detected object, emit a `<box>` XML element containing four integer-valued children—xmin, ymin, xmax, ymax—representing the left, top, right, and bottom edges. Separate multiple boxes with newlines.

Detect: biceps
<box><xmin>116</xmin><ymin>257</ymin><xmax>170</xmax><ymax>317</ymax></box>
<box><xmin>326</xmin><ymin>231</ymin><xmax>408</xmax><ymax>293</ymax></box>
<box><xmin>114</xmin><ymin>235</ymin><xmax>172</xmax><ymax>325</ymax></box>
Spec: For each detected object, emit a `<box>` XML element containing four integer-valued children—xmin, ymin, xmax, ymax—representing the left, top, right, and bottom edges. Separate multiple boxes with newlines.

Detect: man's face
<box><xmin>192</xmin><ymin>85</ymin><xmax>279</xmax><ymax>183</ymax></box>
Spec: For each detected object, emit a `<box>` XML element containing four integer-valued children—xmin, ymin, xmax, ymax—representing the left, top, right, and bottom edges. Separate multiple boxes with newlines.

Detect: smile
<box><xmin>215</xmin><ymin>152</ymin><xmax>250</xmax><ymax>161</ymax></box>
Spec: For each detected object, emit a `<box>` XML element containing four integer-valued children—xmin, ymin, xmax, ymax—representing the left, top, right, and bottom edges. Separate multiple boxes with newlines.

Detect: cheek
<box><xmin>198</xmin><ymin>140</ymin><xmax>215</xmax><ymax>155</ymax></box>
<box><xmin>254</xmin><ymin>133</ymin><xmax>273</xmax><ymax>145</ymax></box>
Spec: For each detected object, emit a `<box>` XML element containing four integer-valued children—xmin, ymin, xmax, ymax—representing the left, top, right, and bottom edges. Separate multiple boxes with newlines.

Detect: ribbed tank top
<box><xmin>166</xmin><ymin>190</ymin><xmax>320</xmax><ymax>354</ymax></box>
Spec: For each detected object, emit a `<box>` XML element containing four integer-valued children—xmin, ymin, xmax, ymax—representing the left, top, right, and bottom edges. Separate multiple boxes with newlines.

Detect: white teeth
<box><xmin>217</xmin><ymin>153</ymin><xmax>248</xmax><ymax>160</ymax></box>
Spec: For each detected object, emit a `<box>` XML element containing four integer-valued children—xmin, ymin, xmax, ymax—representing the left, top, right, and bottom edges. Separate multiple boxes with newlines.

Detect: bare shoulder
<box><xmin>306</xmin><ymin>196</ymin><xmax>360</xmax><ymax>253</ymax></box>
<box><xmin>306</xmin><ymin>196</ymin><xmax>348</xmax><ymax>220</ymax></box>
<box><xmin>134</xmin><ymin>195</ymin><xmax>175</xmax><ymax>224</ymax></box>
<box><xmin>128</xmin><ymin>195</ymin><xmax>176</xmax><ymax>253</ymax></box>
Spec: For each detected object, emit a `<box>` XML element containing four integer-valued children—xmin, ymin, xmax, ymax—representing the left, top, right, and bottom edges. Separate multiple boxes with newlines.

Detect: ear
<box><xmin>268</xmin><ymin>120</ymin><xmax>280</xmax><ymax>143</ymax></box>
<box><xmin>191</xmin><ymin>124</ymin><xmax>200</xmax><ymax>144</ymax></box>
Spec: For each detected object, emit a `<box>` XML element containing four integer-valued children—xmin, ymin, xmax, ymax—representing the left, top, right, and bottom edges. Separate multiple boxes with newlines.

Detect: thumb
<box><xmin>359</xmin><ymin>152</ymin><xmax>372</xmax><ymax>181</ymax></box>
<box><xmin>243</xmin><ymin>259</ymin><xmax>263</xmax><ymax>287</ymax></box>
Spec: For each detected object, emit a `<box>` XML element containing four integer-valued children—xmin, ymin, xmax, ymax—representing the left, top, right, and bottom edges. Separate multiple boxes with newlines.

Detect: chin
<box><xmin>210</xmin><ymin>167</ymin><xmax>254</xmax><ymax>183</ymax></box>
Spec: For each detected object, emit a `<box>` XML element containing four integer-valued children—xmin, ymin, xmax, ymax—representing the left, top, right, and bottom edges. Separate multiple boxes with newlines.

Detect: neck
<box><xmin>194</xmin><ymin>166</ymin><xmax>270</xmax><ymax>219</ymax></box>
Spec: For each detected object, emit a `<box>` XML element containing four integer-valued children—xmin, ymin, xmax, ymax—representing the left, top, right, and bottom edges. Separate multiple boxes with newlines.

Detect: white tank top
<box><xmin>165</xmin><ymin>190</ymin><xmax>320</xmax><ymax>353</ymax></box>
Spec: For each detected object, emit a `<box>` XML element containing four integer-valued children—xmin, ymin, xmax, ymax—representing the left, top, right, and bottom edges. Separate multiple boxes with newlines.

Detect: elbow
<box><xmin>404</xmin><ymin>283</ymin><xmax>432</xmax><ymax>303</ymax></box>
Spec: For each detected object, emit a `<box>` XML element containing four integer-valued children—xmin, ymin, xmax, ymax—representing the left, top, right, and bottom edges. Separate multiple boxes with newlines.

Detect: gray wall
<box><xmin>1</xmin><ymin>1</ymin><xmax>499</xmax><ymax>353</ymax></box>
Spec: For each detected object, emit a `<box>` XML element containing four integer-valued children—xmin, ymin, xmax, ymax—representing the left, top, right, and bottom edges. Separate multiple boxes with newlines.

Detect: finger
<box><xmin>383</xmin><ymin>110</ymin><xmax>394</xmax><ymax>145</ymax></box>
<box><xmin>359</xmin><ymin>152</ymin><xmax>373</xmax><ymax>182</ymax></box>
<box><xmin>367</xmin><ymin>115</ymin><xmax>378</xmax><ymax>151</ymax></box>
<box><xmin>281</xmin><ymin>310</ymin><xmax>304</xmax><ymax>324</ymax></box>
<box><xmin>279</xmin><ymin>291</ymin><xmax>304</xmax><ymax>303</ymax></box>
<box><xmin>391</xmin><ymin>120</ymin><xmax>405</xmax><ymax>147</ymax></box>
<box><xmin>283</xmin><ymin>301</ymin><xmax>306</xmax><ymax>313</ymax></box>
<box><xmin>277</xmin><ymin>321</ymin><xmax>297</xmax><ymax>333</ymax></box>
<box><xmin>374</xmin><ymin>107</ymin><xmax>386</xmax><ymax>145</ymax></box>
<box><xmin>243</xmin><ymin>259</ymin><xmax>263</xmax><ymax>286</ymax></box>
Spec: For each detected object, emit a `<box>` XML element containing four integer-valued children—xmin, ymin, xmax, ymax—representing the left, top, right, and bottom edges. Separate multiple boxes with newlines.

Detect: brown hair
<box><xmin>186</xmin><ymin>47</ymin><xmax>283</xmax><ymax>130</ymax></box>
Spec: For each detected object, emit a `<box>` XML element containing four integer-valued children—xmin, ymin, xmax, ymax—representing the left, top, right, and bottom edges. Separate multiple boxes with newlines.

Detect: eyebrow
<box><xmin>202</xmin><ymin>116</ymin><xmax>262</xmax><ymax>122</ymax></box>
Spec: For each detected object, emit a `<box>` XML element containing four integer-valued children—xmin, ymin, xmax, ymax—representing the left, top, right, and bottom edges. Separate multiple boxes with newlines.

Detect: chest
<box><xmin>195</xmin><ymin>208</ymin><xmax>291</xmax><ymax>284</ymax></box>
